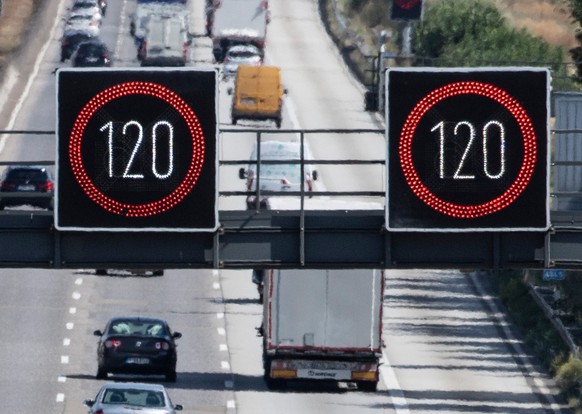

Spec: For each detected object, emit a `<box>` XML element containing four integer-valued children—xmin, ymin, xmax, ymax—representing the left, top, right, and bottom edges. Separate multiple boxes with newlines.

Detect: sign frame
<box><xmin>385</xmin><ymin>67</ymin><xmax>551</xmax><ymax>232</ymax></box>
<box><xmin>55</xmin><ymin>67</ymin><xmax>219</xmax><ymax>233</ymax></box>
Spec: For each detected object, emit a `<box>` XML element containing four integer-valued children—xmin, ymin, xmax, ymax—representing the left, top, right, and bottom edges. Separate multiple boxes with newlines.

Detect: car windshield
<box><xmin>228</xmin><ymin>49</ymin><xmax>259</xmax><ymax>59</ymax></box>
<box><xmin>73</xmin><ymin>1</ymin><xmax>98</xmax><ymax>9</ymax></box>
<box><xmin>5</xmin><ymin>169</ymin><xmax>48</xmax><ymax>181</ymax></box>
<box><xmin>103</xmin><ymin>388</ymin><xmax>165</xmax><ymax>407</ymax></box>
<box><xmin>108</xmin><ymin>319</ymin><xmax>168</xmax><ymax>336</ymax></box>
<box><xmin>79</xmin><ymin>43</ymin><xmax>105</xmax><ymax>54</ymax></box>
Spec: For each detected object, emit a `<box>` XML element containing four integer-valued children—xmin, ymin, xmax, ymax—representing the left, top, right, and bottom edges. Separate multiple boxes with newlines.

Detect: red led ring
<box><xmin>399</xmin><ymin>81</ymin><xmax>537</xmax><ymax>219</ymax></box>
<box><xmin>69</xmin><ymin>81</ymin><xmax>205</xmax><ymax>217</ymax></box>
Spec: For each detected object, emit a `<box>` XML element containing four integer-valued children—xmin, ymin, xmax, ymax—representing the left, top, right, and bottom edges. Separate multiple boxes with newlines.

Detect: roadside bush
<box><xmin>556</xmin><ymin>355</ymin><xmax>582</xmax><ymax>398</ymax></box>
<box><xmin>413</xmin><ymin>0</ymin><xmax>574</xmax><ymax>90</ymax></box>
<box><xmin>495</xmin><ymin>269</ymin><xmax>570</xmax><ymax>371</ymax></box>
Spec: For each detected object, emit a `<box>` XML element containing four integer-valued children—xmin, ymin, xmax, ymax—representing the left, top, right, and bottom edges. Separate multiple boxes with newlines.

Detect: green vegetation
<box><xmin>494</xmin><ymin>269</ymin><xmax>582</xmax><ymax>411</ymax></box>
<box><xmin>570</xmin><ymin>0</ymin><xmax>582</xmax><ymax>81</ymax></box>
<box><xmin>412</xmin><ymin>0</ymin><xmax>574</xmax><ymax>89</ymax></box>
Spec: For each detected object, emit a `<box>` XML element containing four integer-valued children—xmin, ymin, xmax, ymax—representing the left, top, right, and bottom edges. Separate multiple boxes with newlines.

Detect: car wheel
<box><xmin>165</xmin><ymin>370</ymin><xmax>177</xmax><ymax>382</ymax></box>
<box><xmin>96</xmin><ymin>367</ymin><xmax>107</xmax><ymax>380</ymax></box>
<box><xmin>96</xmin><ymin>269</ymin><xmax>107</xmax><ymax>276</ymax></box>
<box><xmin>153</xmin><ymin>270</ymin><xmax>164</xmax><ymax>276</ymax></box>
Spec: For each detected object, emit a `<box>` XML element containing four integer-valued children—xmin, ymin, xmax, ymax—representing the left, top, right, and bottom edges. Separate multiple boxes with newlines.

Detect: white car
<box><xmin>84</xmin><ymin>382</ymin><xmax>183</xmax><ymax>413</ymax></box>
<box><xmin>223</xmin><ymin>44</ymin><xmax>263</xmax><ymax>77</ymax></box>
<box><xmin>64</xmin><ymin>14</ymin><xmax>100</xmax><ymax>36</ymax></box>
<box><xmin>69</xmin><ymin>0</ymin><xmax>102</xmax><ymax>24</ymax></box>
<box><xmin>239</xmin><ymin>140</ymin><xmax>318</xmax><ymax>209</ymax></box>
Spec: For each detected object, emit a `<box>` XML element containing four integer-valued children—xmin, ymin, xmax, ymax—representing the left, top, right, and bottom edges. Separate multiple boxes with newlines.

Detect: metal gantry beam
<box><xmin>0</xmin><ymin>128</ymin><xmax>581</xmax><ymax>269</ymax></box>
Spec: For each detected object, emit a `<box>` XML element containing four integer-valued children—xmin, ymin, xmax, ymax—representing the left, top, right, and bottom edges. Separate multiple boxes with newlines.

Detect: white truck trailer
<box><xmin>206</xmin><ymin>0</ymin><xmax>269</xmax><ymax>62</ymax></box>
<box><xmin>259</xmin><ymin>269</ymin><xmax>384</xmax><ymax>391</ymax></box>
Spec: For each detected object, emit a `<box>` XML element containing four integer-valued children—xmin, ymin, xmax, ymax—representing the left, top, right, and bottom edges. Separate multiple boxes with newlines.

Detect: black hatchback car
<box><xmin>93</xmin><ymin>317</ymin><xmax>182</xmax><ymax>382</ymax></box>
<box><xmin>71</xmin><ymin>39</ymin><xmax>111</xmax><ymax>67</ymax></box>
<box><xmin>60</xmin><ymin>30</ymin><xmax>95</xmax><ymax>61</ymax></box>
<box><xmin>0</xmin><ymin>166</ymin><xmax>54</xmax><ymax>210</ymax></box>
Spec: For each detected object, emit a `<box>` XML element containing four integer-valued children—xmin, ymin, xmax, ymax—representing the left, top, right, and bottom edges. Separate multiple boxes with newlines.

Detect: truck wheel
<box><xmin>265</xmin><ymin>376</ymin><xmax>286</xmax><ymax>390</ymax></box>
<box><xmin>231</xmin><ymin>117</ymin><xmax>237</xmax><ymax>125</ymax></box>
<box><xmin>358</xmin><ymin>380</ymin><xmax>378</xmax><ymax>392</ymax></box>
<box><xmin>165</xmin><ymin>370</ymin><xmax>177</xmax><ymax>383</ymax></box>
<box><xmin>275</xmin><ymin>118</ymin><xmax>282</xmax><ymax>128</ymax></box>
<box><xmin>96</xmin><ymin>366</ymin><xmax>107</xmax><ymax>380</ymax></box>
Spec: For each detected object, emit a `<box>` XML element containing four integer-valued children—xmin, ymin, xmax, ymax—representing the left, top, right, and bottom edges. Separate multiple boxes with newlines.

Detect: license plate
<box><xmin>17</xmin><ymin>185</ymin><xmax>34</xmax><ymax>191</ymax></box>
<box><xmin>87</xmin><ymin>57</ymin><xmax>99</xmax><ymax>62</ymax></box>
<box><xmin>126</xmin><ymin>357</ymin><xmax>150</xmax><ymax>364</ymax></box>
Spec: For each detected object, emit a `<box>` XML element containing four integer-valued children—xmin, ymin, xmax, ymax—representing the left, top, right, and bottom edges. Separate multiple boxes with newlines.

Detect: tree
<box><xmin>569</xmin><ymin>0</ymin><xmax>582</xmax><ymax>80</ymax></box>
<box><xmin>413</xmin><ymin>0</ymin><xmax>573</xmax><ymax>89</ymax></box>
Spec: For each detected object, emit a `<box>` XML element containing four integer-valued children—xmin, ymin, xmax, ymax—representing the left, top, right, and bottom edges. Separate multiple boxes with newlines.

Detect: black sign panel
<box><xmin>391</xmin><ymin>0</ymin><xmax>423</xmax><ymax>21</ymax></box>
<box><xmin>386</xmin><ymin>67</ymin><xmax>550</xmax><ymax>232</ymax></box>
<box><xmin>56</xmin><ymin>68</ymin><xmax>218</xmax><ymax>232</ymax></box>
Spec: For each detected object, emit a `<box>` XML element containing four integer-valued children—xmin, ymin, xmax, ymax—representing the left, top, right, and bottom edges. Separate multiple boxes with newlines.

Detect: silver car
<box><xmin>223</xmin><ymin>44</ymin><xmax>263</xmax><ymax>77</ymax></box>
<box><xmin>84</xmin><ymin>382</ymin><xmax>183</xmax><ymax>413</ymax></box>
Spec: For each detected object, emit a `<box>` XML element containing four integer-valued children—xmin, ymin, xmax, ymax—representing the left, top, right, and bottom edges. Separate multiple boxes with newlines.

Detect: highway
<box><xmin>0</xmin><ymin>0</ymin><xmax>572</xmax><ymax>412</ymax></box>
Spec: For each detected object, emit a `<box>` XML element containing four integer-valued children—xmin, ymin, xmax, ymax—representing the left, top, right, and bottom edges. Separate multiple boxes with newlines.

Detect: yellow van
<box><xmin>230</xmin><ymin>65</ymin><xmax>285</xmax><ymax>128</ymax></box>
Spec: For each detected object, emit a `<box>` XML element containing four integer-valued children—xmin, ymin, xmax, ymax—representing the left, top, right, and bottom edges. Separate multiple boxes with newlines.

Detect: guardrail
<box><xmin>4</xmin><ymin>127</ymin><xmax>582</xmax><ymax>217</ymax></box>
<box><xmin>527</xmin><ymin>280</ymin><xmax>580</xmax><ymax>357</ymax></box>
<box><xmin>218</xmin><ymin>128</ymin><xmax>386</xmax><ymax>211</ymax></box>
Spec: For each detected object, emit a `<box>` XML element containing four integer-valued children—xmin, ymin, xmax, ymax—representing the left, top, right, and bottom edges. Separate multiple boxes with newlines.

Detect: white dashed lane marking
<box><xmin>56</xmin><ymin>275</ymin><xmax>85</xmax><ymax>405</ymax></box>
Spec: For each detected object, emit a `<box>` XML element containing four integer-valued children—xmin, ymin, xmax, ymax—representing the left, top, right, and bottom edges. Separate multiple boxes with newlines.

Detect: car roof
<box><xmin>4</xmin><ymin>165</ymin><xmax>52</xmax><ymax>175</ymax></box>
<box><xmin>6</xmin><ymin>165</ymin><xmax>49</xmax><ymax>170</ymax></box>
<box><xmin>100</xmin><ymin>382</ymin><xmax>167</xmax><ymax>392</ymax></box>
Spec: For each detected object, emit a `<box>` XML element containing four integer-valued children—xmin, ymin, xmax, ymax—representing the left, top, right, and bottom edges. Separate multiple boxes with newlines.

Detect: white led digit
<box><xmin>122</xmin><ymin>120</ymin><xmax>144</xmax><ymax>179</ymax></box>
<box><xmin>483</xmin><ymin>120</ymin><xmax>505</xmax><ymax>179</ymax></box>
<box><xmin>152</xmin><ymin>121</ymin><xmax>174</xmax><ymax>179</ymax></box>
<box><xmin>453</xmin><ymin>121</ymin><xmax>475</xmax><ymax>180</ymax></box>
<box><xmin>100</xmin><ymin>121</ymin><xmax>114</xmax><ymax>177</ymax></box>
<box><xmin>432</xmin><ymin>121</ymin><xmax>446</xmax><ymax>179</ymax></box>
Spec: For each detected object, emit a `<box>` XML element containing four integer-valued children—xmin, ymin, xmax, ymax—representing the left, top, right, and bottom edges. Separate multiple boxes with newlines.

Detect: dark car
<box><xmin>60</xmin><ymin>30</ymin><xmax>95</xmax><ymax>62</ymax></box>
<box><xmin>0</xmin><ymin>166</ymin><xmax>54</xmax><ymax>210</ymax></box>
<box><xmin>93</xmin><ymin>317</ymin><xmax>182</xmax><ymax>382</ymax></box>
<box><xmin>71</xmin><ymin>39</ymin><xmax>111</xmax><ymax>67</ymax></box>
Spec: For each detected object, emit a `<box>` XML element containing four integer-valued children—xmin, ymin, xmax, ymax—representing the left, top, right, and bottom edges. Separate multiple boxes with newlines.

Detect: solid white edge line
<box><xmin>0</xmin><ymin>0</ymin><xmax>69</xmax><ymax>152</ymax></box>
<box><xmin>0</xmin><ymin>66</ymin><xmax>18</xmax><ymax>114</ymax></box>
<box><xmin>470</xmin><ymin>272</ymin><xmax>563</xmax><ymax>413</ymax></box>
<box><xmin>380</xmin><ymin>353</ymin><xmax>411</xmax><ymax>414</ymax></box>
